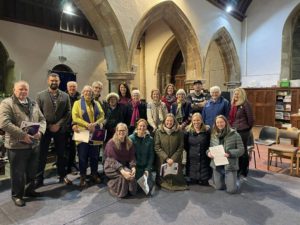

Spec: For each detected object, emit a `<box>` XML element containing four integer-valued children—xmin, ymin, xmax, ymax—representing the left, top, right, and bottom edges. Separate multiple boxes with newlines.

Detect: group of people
<box><xmin>0</xmin><ymin>74</ymin><xmax>254</xmax><ymax>207</ymax></box>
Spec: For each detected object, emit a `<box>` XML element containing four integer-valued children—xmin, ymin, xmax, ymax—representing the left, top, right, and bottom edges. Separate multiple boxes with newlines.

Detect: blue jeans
<box><xmin>77</xmin><ymin>143</ymin><xmax>99</xmax><ymax>176</ymax></box>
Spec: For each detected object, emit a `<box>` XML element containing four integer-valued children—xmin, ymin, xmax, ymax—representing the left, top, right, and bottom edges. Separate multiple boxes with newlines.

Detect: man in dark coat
<box><xmin>66</xmin><ymin>81</ymin><xmax>80</xmax><ymax>173</ymax></box>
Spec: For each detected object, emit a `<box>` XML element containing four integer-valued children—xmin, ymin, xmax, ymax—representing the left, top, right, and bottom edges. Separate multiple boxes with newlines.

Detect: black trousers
<box><xmin>66</xmin><ymin>132</ymin><xmax>77</xmax><ymax>172</ymax></box>
<box><xmin>36</xmin><ymin>130</ymin><xmax>67</xmax><ymax>181</ymax></box>
<box><xmin>237</xmin><ymin>130</ymin><xmax>250</xmax><ymax>177</ymax></box>
<box><xmin>8</xmin><ymin>147</ymin><xmax>39</xmax><ymax>198</ymax></box>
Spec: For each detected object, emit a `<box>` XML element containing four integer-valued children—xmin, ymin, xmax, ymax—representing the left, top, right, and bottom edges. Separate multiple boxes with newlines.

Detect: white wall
<box><xmin>0</xmin><ymin>20</ymin><xmax>108</xmax><ymax>98</ymax></box>
<box><xmin>241</xmin><ymin>0</ymin><xmax>300</xmax><ymax>87</ymax></box>
<box><xmin>144</xmin><ymin>21</ymin><xmax>173</xmax><ymax>100</ymax></box>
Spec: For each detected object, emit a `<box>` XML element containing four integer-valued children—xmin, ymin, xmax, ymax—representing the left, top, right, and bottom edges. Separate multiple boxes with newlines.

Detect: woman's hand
<box><xmin>207</xmin><ymin>151</ymin><xmax>214</xmax><ymax>159</ymax></box>
<box><xmin>120</xmin><ymin>169</ymin><xmax>134</xmax><ymax>180</ymax></box>
<box><xmin>166</xmin><ymin>158</ymin><xmax>174</xmax><ymax>166</ymax></box>
<box><xmin>224</xmin><ymin>153</ymin><xmax>230</xmax><ymax>158</ymax></box>
<box><xmin>87</xmin><ymin>123</ymin><xmax>96</xmax><ymax>132</ymax></box>
<box><xmin>130</xmin><ymin>167</ymin><xmax>136</xmax><ymax>177</ymax></box>
<box><xmin>72</xmin><ymin>124</ymin><xmax>79</xmax><ymax>133</ymax></box>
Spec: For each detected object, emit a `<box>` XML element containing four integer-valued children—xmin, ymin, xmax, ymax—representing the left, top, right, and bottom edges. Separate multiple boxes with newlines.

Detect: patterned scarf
<box><xmin>130</xmin><ymin>100</ymin><xmax>140</xmax><ymax>126</ymax></box>
<box><xmin>176</xmin><ymin>99</ymin><xmax>184</xmax><ymax>124</ymax></box>
<box><xmin>80</xmin><ymin>96</ymin><xmax>100</xmax><ymax>123</ymax></box>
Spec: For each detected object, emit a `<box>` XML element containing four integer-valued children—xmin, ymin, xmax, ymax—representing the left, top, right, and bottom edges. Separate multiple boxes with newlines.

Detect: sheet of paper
<box><xmin>73</xmin><ymin>130</ymin><xmax>90</xmax><ymax>143</ymax></box>
<box><xmin>209</xmin><ymin>145</ymin><xmax>229</xmax><ymax>166</ymax></box>
<box><xmin>137</xmin><ymin>174</ymin><xmax>150</xmax><ymax>194</ymax></box>
<box><xmin>160</xmin><ymin>162</ymin><xmax>179</xmax><ymax>177</ymax></box>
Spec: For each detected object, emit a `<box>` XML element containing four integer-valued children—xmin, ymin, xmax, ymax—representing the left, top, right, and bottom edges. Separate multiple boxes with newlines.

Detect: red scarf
<box><xmin>229</xmin><ymin>104</ymin><xmax>238</xmax><ymax>126</ymax></box>
<box><xmin>130</xmin><ymin>100</ymin><xmax>140</xmax><ymax>126</ymax></box>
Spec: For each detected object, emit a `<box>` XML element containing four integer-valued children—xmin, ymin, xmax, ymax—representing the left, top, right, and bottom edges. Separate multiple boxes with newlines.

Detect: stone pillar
<box><xmin>106</xmin><ymin>72</ymin><xmax>135</xmax><ymax>93</ymax></box>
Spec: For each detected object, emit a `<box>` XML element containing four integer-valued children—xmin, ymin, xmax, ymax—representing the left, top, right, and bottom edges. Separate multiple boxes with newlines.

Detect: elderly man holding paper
<box><xmin>72</xmin><ymin>85</ymin><xmax>104</xmax><ymax>188</ymax></box>
<box><xmin>207</xmin><ymin>115</ymin><xmax>244</xmax><ymax>194</ymax></box>
<box><xmin>0</xmin><ymin>81</ymin><xmax>46</xmax><ymax>207</ymax></box>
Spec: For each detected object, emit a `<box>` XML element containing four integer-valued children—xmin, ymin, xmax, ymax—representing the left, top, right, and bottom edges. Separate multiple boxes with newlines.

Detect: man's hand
<box><xmin>49</xmin><ymin>124</ymin><xmax>60</xmax><ymax>133</ymax></box>
<box><xmin>33</xmin><ymin>132</ymin><xmax>42</xmax><ymax>140</ymax></box>
<box><xmin>22</xmin><ymin>134</ymin><xmax>33</xmax><ymax>144</ymax></box>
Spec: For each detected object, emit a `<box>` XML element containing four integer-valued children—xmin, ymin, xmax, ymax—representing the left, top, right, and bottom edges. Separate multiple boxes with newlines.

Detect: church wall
<box><xmin>241</xmin><ymin>0</ymin><xmax>300</xmax><ymax>87</ymax></box>
<box><xmin>144</xmin><ymin>21</ymin><xmax>173</xmax><ymax>100</ymax></box>
<box><xmin>109</xmin><ymin>0</ymin><xmax>242</xmax><ymax>67</ymax></box>
<box><xmin>0</xmin><ymin>20</ymin><xmax>108</xmax><ymax>98</ymax></box>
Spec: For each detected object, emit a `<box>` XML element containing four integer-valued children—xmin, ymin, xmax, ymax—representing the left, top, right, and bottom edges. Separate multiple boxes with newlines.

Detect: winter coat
<box><xmin>0</xmin><ymin>95</ymin><xmax>46</xmax><ymax>149</ymax></box>
<box><xmin>231</xmin><ymin>100</ymin><xmax>254</xmax><ymax>131</ymax></box>
<box><xmin>170</xmin><ymin>101</ymin><xmax>192</xmax><ymax>127</ymax></box>
<box><xmin>154</xmin><ymin>126</ymin><xmax>187</xmax><ymax>191</ymax></box>
<box><xmin>209</xmin><ymin>129</ymin><xmax>244</xmax><ymax>171</ymax></box>
<box><xmin>202</xmin><ymin>96</ymin><xmax>230</xmax><ymax>127</ymax></box>
<box><xmin>129</xmin><ymin>131</ymin><xmax>154</xmax><ymax>179</ymax></box>
<box><xmin>184</xmin><ymin>129</ymin><xmax>211</xmax><ymax>181</ymax></box>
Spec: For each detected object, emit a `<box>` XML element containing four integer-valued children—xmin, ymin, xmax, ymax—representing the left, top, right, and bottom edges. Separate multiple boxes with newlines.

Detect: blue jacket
<box><xmin>202</xmin><ymin>96</ymin><xmax>230</xmax><ymax>127</ymax></box>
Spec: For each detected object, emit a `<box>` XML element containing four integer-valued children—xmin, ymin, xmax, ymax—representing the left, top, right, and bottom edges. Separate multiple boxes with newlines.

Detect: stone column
<box><xmin>106</xmin><ymin>72</ymin><xmax>135</xmax><ymax>93</ymax></box>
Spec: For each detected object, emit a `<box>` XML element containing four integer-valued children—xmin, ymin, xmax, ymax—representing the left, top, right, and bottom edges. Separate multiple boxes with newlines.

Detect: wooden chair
<box><xmin>267</xmin><ymin>128</ymin><xmax>300</xmax><ymax>175</ymax></box>
<box><xmin>296</xmin><ymin>151</ymin><xmax>300</xmax><ymax>176</ymax></box>
<box><xmin>247</xmin><ymin>131</ymin><xmax>256</xmax><ymax>168</ymax></box>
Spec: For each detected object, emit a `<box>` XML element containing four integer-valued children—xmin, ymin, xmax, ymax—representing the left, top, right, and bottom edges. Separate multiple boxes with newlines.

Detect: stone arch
<box><xmin>281</xmin><ymin>3</ymin><xmax>300</xmax><ymax>79</ymax></box>
<box><xmin>128</xmin><ymin>1</ymin><xmax>202</xmax><ymax>81</ymax></box>
<box><xmin>74</xmin><ymin>0</ymin><xmax>129</xmax><ymax>73</ymax></box>
<box><xmin>155</xmin><ymin>35</ymin><xmax>181</xmax><ymax>91</ymax></box>
<box><xmin>204</xmin><ymin>27</ymin><xmax>241</xmax><ymax>87</ymax></box>
<box><xmin>0</xmin><ymin>42</ymin><xmax>15</xmax><ymax>94</ymax></box>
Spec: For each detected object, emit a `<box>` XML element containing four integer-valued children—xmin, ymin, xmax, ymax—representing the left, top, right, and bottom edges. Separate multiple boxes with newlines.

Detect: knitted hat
<box><xmin>106</xmin><ymin>92</ymin><xmax>119</xmax><ymax>102</ymax></box>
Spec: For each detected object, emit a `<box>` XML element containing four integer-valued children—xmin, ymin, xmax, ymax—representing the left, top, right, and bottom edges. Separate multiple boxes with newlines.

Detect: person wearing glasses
<box><xmin>104</xmin><ymin>123</ymin><xmax>137</xmax><ymax>198</ymax></box>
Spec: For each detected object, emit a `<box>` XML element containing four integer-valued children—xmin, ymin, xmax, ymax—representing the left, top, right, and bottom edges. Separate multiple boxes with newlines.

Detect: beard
<box><xmin>50</xmin><ymin>83</ymin><xmax>58</xmax><ymax>90</ymax></box>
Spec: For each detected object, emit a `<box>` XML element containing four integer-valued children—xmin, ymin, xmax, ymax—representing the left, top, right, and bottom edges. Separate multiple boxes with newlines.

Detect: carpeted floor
<box><xmin>1</xmin><ymin>169</ymin><xmax>300</xmax><ymax>225</ymax></box>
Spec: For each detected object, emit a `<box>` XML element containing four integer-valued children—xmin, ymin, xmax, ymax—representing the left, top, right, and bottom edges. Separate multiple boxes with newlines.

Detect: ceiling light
<box><xmin>226</xmin><ymin>5</ymin><xmax>233</xmax><ymax>13</ymax></box>
<box><xmin>63</xmin><ymin>3</ymin><xmax>76</xmax><ymax>15</ymax></box>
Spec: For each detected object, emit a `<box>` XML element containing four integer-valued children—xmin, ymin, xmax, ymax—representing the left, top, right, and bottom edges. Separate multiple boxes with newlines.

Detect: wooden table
<box><xmin>296</xmin><ymin>151</ymin><xmax>300</xmax><ymax>176</ymax></box>
<box><xmin>267</xmin><ymin>145</ymin><xmax>298</xmax><ymax>175</ymax></box>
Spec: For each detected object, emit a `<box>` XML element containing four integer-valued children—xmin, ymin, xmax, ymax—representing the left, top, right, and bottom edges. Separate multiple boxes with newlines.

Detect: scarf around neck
<box><xmin>80</xmin><ymin>96</ymin><xmax>100</xmax><ymax>123</ymax></box>
<box><xmin>130</xmin><ymin>100</ymin><xmax>140</xmax><ymax>126</ymax></box>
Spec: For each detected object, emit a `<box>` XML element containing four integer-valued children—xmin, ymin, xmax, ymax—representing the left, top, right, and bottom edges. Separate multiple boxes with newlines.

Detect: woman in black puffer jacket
<box><xmin>184</xmin><ymin>113</ymin><xmax>211</xmax><ymax>185</ymax></box>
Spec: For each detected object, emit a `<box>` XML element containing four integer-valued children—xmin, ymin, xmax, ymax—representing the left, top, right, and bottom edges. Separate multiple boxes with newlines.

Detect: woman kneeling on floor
<box><xmin>207</xmin><ymin>115</ymin><xmax>244</xmax><ymax>194</ymax></box>
<box><xmin>104</xmin><ymin>123</ymin><xmax>137</xmax><ymax>198</ymax></box>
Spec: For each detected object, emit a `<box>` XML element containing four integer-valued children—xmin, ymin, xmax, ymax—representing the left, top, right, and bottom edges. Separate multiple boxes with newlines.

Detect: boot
<box><xmin>91</xmin><ymin>174</ymin><xmax>101</xmax><ymax>184</ymax></box>
<box><xmin>79</xmin><ymin>175</ymin><xmax>87</xmax><ymax>188</ymax></box>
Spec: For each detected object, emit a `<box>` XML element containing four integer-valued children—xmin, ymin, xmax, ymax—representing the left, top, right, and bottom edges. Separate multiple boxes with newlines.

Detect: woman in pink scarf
<box><xmin>128</xmin><ymin>89</ymin><xmax>147</xmax><ymax>134</ymax></box>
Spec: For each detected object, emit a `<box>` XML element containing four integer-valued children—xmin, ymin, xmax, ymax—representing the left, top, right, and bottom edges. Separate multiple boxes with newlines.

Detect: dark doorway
<box><xmin>51</xmin><ymin>64</ymin><xmax>76</xmax><ymax>92</ymax></box>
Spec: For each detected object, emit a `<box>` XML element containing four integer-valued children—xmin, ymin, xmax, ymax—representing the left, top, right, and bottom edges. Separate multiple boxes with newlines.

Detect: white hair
<box><xmin>132</xmin><ymin>89</ymin><xmax>140</xmax><ymax>96</ymax></box>
<box><xmin>81</xmin><ymin>85</ymin><xmax>93</xmax><ymax>96</ymax></box>
<box><xmin>210</xmin><ymin>86</ymin><xmax>221</xmax><ymax>94</ymax></box>
<box><xmin>92</xmin><ymin>81</ymin><xmax>103</xmax><ymax>88</ymax></box>
<box><xmin>176</xmin><ymin>88</ymin><xmax>186</xmax><ymax>96</ymax></box>
<box><xmin>67</xmin><ymin>81</ymin><xmax>77</xmax><ymax>87</ymax></box>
